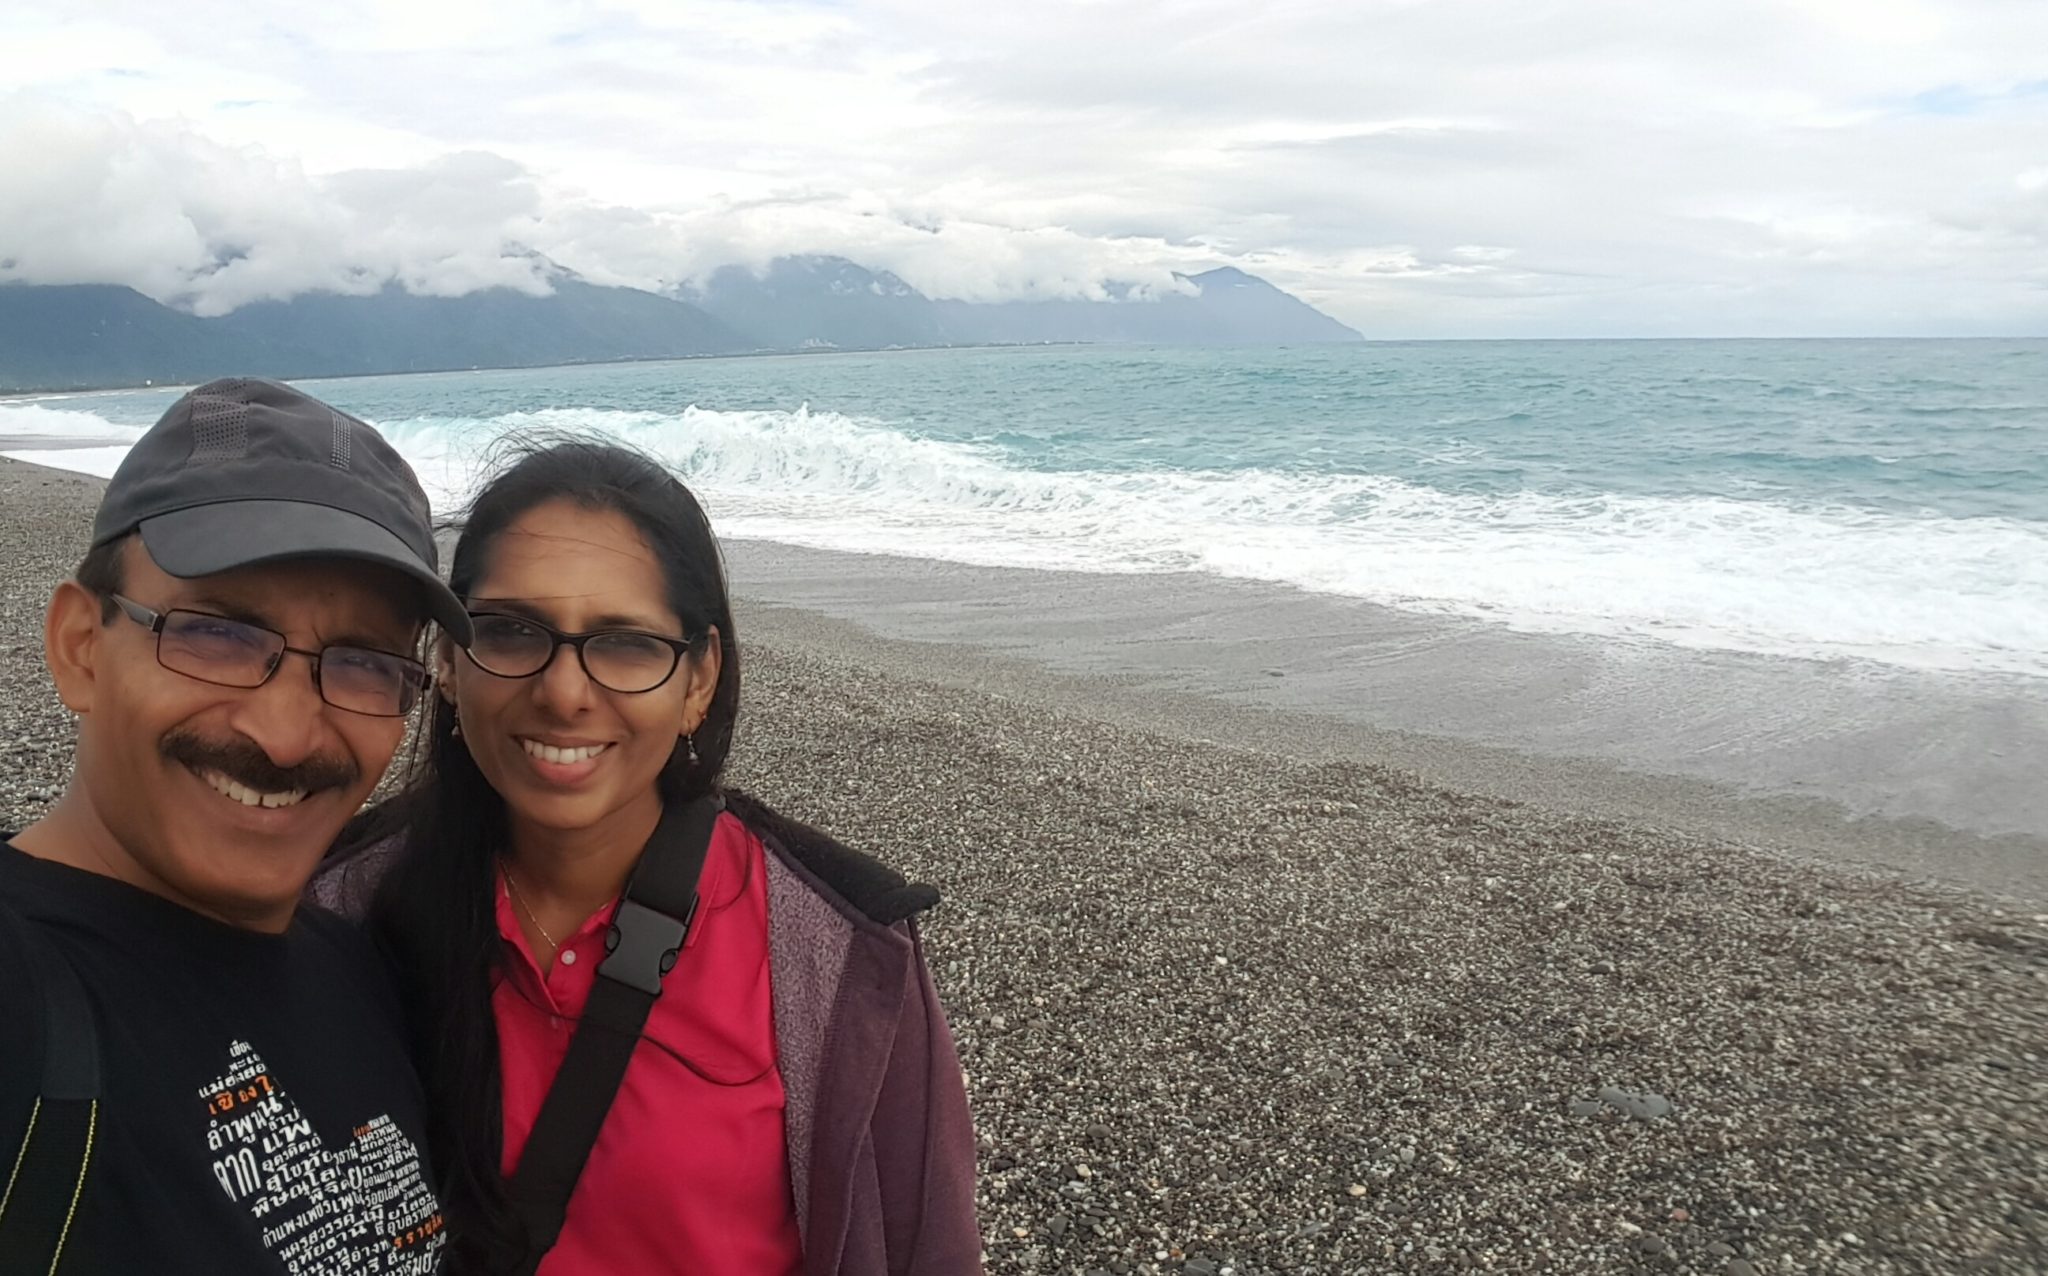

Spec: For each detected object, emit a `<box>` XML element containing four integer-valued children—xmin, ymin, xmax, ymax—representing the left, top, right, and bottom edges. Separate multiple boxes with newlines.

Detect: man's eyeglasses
<box><xmin>463</xmin><ymin>611</ymin><xmax>698</xmax><ymax>694</ymax></box>
<box><xmin>109</xmin><ymin>594</ymin><xmax>430</xmax><ymax>718</ymax></box>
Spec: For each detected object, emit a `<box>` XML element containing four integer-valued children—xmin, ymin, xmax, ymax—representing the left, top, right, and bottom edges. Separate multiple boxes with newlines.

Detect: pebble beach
<box><xmin>1</xmin><ymin>455</ymin><xmax>2043</xmax><ymax>1275</ymax></box>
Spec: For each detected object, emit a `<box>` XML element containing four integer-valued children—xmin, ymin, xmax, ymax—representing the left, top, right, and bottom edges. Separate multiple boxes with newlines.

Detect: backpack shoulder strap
<box><xmin>505</xmin><ymin>794</ymin><xmax>721</xmax><ymax>1276</ymax></box>
<box><xmin>0</xmin><ymin>901</ymin><xmax>101</xmax><ymax>1276</ymax></box>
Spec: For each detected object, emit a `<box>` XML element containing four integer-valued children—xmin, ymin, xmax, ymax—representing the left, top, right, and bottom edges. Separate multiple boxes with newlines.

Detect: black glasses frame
<box><xmin>109</xmin><ymin>593</ymin><xmax>430</xmax><ymax>718</ymax></box>
<box><xmin>461</xmin><ymin>610</ymin><xmax>698</xmax><ymax>694</ymax></box>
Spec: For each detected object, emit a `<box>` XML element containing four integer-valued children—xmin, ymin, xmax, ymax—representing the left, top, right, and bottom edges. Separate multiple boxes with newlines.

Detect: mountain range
<box><xmin>0</xmin><ymin>257</ymin><xmax>1361</xmax><ymax>392</ymax></box>
<box><xmin>675</xmin><ymin>257</ymin><xmax>1361</xmax><ymax>351</ymax></box>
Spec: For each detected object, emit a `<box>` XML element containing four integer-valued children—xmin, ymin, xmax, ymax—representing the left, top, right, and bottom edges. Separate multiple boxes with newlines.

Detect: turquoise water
<box><xmin>7</xmin><ymin>340</ymin><xmax>2046</xmax><ymax>676</ymax></box>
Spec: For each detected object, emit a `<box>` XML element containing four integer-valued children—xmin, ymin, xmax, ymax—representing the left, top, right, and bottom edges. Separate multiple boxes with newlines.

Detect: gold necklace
<box><xmin>502</xmin><ymin>867</ymin><xmax>560</xmax><ymax>953</ymax></box>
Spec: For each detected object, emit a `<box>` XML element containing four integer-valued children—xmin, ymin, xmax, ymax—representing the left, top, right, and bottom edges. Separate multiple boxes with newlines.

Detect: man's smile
<box><xmin>194</xmin><ymin>766</ymin><xmax>310</xmax><ymax>809</ymax></box>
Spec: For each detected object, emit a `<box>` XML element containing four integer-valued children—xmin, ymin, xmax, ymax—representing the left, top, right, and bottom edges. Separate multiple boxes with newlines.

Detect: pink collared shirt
<box><xmin>493</xmin><ymin>813</ymin><xmax>804</xmax><ymax>1275</ymax></box>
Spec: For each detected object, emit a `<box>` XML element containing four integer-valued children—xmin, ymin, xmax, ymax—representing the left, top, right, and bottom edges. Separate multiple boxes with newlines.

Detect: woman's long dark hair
<box><xmin>357</xmin><ymin>439</ymin><xmax>740</xmax><ymax>1274</ymax></box>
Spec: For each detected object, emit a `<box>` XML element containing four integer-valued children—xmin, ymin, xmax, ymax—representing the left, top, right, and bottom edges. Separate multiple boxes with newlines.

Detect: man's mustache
<box><xmin>161</xmin><ymin>728</ymin><xmax>359</xmax><ymax>796</ymax></box>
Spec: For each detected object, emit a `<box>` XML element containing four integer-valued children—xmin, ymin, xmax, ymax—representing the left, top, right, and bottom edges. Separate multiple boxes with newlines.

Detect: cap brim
<box><xmin>138</xmin><ymin>500</ymin><xmax>472</xmax><ymax>646</ymax></box>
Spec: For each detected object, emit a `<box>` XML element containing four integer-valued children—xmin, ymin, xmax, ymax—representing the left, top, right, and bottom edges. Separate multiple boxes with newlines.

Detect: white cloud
<box><xmin>0</xmin><ymin>96</ymin><xmax>1210</xmax><ymax>312</ymax></box>
<box><xmin>0</xmin><ymin>0</ymin><xmax>2044</xmax><ymax>335</ymax></box>
<box><xmin>548</xmin><ymin>193</ymin><xmax>1204</xmax><ymax>302</ymax></box>
<box><xmin>0</xmin><ymin>98</ymin><xmax>559</xmax><ymax>314</ymax></box>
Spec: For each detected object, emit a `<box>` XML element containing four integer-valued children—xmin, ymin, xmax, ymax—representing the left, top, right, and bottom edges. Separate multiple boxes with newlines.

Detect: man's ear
<box><xmin>44</xmin><ymin>580</ymin><xmax>108</xmax><ymax>714</ymax></box>
<box><xmin>435</xmin><ymin>634</ymin><xmax>460</xmax><ymax>706</ymax></box>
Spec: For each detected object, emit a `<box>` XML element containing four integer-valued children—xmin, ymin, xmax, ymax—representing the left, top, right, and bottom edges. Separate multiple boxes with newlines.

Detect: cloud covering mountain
<box><xmin>0</xmin><ymin>95</ymin><xmax>1212</xmax><ymax>322</ymax></box>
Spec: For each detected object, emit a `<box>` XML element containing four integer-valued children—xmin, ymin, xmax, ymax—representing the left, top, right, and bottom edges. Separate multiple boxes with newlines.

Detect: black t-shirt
<box><xmin>0</xmin><ymin>838</ymin><xmax>447</xmax><ymax>1274</ymax></box>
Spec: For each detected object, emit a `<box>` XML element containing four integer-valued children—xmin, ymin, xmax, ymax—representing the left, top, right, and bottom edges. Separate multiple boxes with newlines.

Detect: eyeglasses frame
<box><xmin>460</xmin><ymin>610</ymin><xmax>700</xmax><ymax>694</ymax></box>
<box><xmin>107</xmin><ymin>593</ymin><xmax>431</xmax><ymax>718</ymax></box>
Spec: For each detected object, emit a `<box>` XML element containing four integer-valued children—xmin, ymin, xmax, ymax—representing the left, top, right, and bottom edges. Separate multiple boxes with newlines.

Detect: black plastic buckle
<box><xmin>600</xmin><ymin>896</ymin><xmax>698</xmax><ymax>997</ymax></box>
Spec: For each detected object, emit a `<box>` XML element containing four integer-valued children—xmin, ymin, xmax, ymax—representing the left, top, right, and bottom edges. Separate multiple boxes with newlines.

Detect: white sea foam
<box><xmin>12</xmin><ymin>403</ymin><xmax>2047</xmax><ymax>677</ymax></box>
<box><xmin>0</xmin><ymin>403</ymin><xmax>146</xmax><ymax>444</ymax></box>
<box><xmin>2</xmin><ymin>443</ymin><xmax>134</xmax><ymax>477</ymax></box>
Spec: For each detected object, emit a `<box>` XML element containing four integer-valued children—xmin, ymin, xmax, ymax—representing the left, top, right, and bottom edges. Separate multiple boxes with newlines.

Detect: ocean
<box><xmin>5</xmin><ymin>339</ymin><xmax>2045</xmax><ymax>681</ymax></box>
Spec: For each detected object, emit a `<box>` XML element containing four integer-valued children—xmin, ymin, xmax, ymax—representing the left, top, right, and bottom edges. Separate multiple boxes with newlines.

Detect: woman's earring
<box><xmin>684</xmin><ymin>732</ymin><xmax>699</xmax><ymax>765</ymax></box>
<box><xmin>450</xmin><ymin>713</ymin><xmax>462</xmax><ymax>739</ymax></box>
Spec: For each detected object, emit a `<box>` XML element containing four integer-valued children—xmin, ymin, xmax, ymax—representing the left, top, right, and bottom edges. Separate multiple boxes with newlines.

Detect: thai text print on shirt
<box><xmin>198</xmin><ymin>1039</ymin><xmax>447</xmax><ymax>1273</ymax></box>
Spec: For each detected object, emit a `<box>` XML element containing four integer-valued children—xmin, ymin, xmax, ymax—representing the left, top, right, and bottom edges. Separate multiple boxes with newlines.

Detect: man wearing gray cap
<box><xmin>0</xmin><ymin>378</ymin><xmax>467</xmax><ymax>1273</ymax></box>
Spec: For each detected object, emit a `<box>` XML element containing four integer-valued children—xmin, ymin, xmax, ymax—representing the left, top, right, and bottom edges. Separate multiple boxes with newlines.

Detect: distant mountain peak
<box><xmin>674</xmin><ymin>255</ymin><xmax>945</xmax><ymax>351</ymax></box>
<box><xmin>1186</xmin><ymin>266</ymin><xmax>1261</xmax><ymax>288</ymax></box>
<box><xmin>779</xmin><ymin>255</ymin><xmax>921</xmax><ymax>298</ymax></box>
<box><xmin>674</xmin><ymin>253</ymin><xmax>1359</xmax><ymax>349</ymax></box>
<box><xmin>502</xmin><ymin>243</ymin><xmax>583</xmax><ymax>285</ymax></box>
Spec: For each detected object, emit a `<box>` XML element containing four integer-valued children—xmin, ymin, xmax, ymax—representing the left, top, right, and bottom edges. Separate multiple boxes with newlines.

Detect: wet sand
<box><xmin>723</xmin><ymin>538</ymin><xmax>2048</xmax><ymax>903</ymax></box>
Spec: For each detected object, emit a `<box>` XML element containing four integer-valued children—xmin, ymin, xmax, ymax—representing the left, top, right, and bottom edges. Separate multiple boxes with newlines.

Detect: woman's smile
<box><xmin>515</xmin><ymin>735</ymin><xmax>616</xmax><ymax>786</ymax></box>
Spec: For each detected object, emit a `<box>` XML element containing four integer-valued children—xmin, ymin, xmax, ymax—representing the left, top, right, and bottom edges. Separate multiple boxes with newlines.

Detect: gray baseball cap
<box><xmin>91</xmin><ymin>377</ymin><xmax>472</xmax><ymax>645</ymax></box>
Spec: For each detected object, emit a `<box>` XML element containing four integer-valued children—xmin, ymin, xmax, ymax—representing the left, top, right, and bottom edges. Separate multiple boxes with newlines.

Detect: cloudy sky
<box><xmin>3</xmin><ymin>0</ymin><xmax>2045</xmax><ymax>337</ymax></box>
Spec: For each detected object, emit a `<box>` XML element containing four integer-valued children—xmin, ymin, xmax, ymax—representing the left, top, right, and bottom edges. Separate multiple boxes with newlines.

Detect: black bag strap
<box><xmin>506</xmin><ymin>795</ymin><xmax>722</xmax><ymax>1275</ymax></box>
<box><xmin>0</xmin><ymin>905</ymin><xmax>102</xmax><ymax>1276</ymax></box>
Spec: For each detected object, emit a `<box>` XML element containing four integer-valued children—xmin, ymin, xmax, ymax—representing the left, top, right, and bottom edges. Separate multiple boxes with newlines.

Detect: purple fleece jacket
<box><xmin>310</xmin><ymin>790</ymin><xmax>985</xmax><ymax>1276</ymax></box>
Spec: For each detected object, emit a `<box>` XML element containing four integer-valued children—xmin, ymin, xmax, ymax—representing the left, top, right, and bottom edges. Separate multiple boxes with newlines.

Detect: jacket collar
<box><xmin>722</xmin><ymin>789</ymin><xmax>940</xmax><ymax>926</ymax></box>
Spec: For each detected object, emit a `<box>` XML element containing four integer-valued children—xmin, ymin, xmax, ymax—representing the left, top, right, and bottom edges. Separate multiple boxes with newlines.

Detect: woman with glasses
<box><xmin>315</xmin><ymin>441</ymin><xmax>981</xmax><ymax>1276</ymax></box>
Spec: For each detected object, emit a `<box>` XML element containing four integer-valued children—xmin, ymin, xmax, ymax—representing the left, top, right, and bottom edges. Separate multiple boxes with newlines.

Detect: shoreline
<box><xmin>0</xmin><ymin>340</ymin><xmax>1105</xmax><ymax>398</ymax></box>
<box><xmin>719</xmin><ymin>538</ymin><xmax>2048</xmax><ymax>904</ymax></box>
<box><xmin>2</xmin><ymin>455</ymin><xmax>2044</xmax><ymax>1272</ymax></box>
<box><xmin>734</xmin><ymin>593</ymin><xmax>2048</xmax><ymax>905</ymax></box>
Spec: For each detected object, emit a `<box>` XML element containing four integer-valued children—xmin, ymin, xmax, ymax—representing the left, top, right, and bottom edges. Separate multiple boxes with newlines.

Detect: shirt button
<box><xmin>560</xmin><ymin>949</ymin><xmax>578</xmax><ymax>966</ymax></box>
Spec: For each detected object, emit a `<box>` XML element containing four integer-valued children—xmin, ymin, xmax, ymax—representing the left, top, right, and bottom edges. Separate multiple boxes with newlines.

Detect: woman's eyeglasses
<box><xmin>462</xmin><ymin>611</ymin><xmax>698</xmax><ymax>694</ymax></box>
<box><xmin>109</xmin><ymin>594</ymin><xmax>430</xmax><ymax>718</ymax></box>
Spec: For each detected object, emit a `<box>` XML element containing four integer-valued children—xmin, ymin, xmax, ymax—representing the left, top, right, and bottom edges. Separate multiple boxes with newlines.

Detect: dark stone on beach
<box><xmin>1183</xmin><ymin>1260</ymin><xmax>1220</xmax><ymax>1276</ymax></box>
<box><xmin>1045</xmin><ymin>1214</ymin><xmax>1069</xmax><ymax>1240</ymax></box>
<box><xmin>1706</xmin><ymin>1241</ymin><xmax>1735</xmax><ymax>1257</ymax></box>
<box><xmin>1590</xmin><ymin>960</ymin><xmax>1615</xmax><ymax>975</ymax></box>
<box><xmin>1595</xmin><ymin>1086</ymin><xmax>1673</xmax><ymax>1120</ymax></box>
<box><xmin>1724</xmin><ymin>1261</ymin><xmax>1758</xmax><ymax>1276</ymax></box>
<box><xmin>1640</xmin><ymin>1235</ymin><xmax>1669</xmax><ymax>1255</ymax></box>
